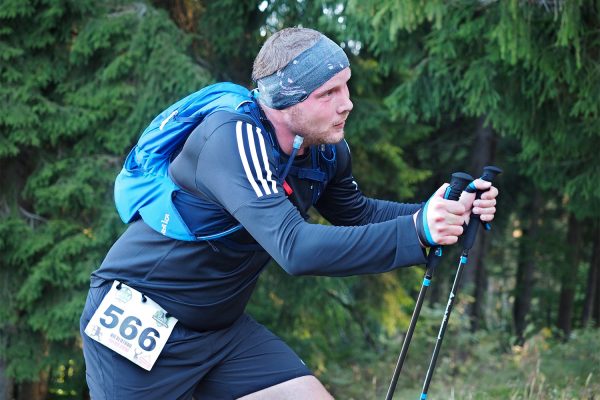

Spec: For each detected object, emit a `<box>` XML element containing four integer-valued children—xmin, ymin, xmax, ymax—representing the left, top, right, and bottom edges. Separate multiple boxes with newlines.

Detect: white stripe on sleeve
<box><xmin>255</xmin><ymin>126</ymin><xmax>278</xmax><ymax>194</ymax></box>
<box><xmin>246</xmin><ymin>123</ymin><xmax>272</xmax><ymax>195</ymax></box>
<box><xmin>236</xmin><ymin>121</ymin><xmax>263</xmax><ymax>197</ymax></box>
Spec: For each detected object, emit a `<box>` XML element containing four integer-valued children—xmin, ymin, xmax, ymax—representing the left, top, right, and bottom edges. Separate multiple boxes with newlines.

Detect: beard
<box><xmin>288</xmin><ymin>106</ymin><xmax>346</xmax><ymax>147</ymax></box>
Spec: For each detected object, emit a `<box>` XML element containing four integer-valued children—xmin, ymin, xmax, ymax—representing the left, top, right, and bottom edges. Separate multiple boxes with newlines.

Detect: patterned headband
<box><xmin>256</xmin><ymin>35</ymin><xmax>350</xmax><ymax>110</ymax></box>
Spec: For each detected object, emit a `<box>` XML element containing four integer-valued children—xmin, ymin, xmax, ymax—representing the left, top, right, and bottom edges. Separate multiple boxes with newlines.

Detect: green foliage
<box><xmin>1</xmin><ymin>0</ymin><xmax>599</xmax><ymax>397</ymax></box>
<box><xmin>347</xmin><ymin>0</ymin><xmax>600</xmax><ymax>217</ymax></box>
<box><xmin>0</xmin><ymin>0</ymin><xmax>213</xmax><ymax>385</ymax></box>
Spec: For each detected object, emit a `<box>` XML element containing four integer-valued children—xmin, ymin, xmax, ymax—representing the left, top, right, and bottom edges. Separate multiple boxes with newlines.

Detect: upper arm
<box><xmin>170</xmin><ymin>111</ymin><xmax>285</xmax><ymax>213</ymax></box>
<box><xmin>170</xmin><ymin>116</ymin><xmax>427</xmax><ymax>276</ymax></box>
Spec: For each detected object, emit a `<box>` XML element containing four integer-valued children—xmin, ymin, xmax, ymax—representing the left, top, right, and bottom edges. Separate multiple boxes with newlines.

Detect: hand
<box><xmin>458</xmin><ymin>179</ymin><xmax>499</xmax><ymax>224</ymax></box>
<box><xmin>414</xmin><ymin>184</ymin><xmax>467</xmax><ymax>246</ymax></box>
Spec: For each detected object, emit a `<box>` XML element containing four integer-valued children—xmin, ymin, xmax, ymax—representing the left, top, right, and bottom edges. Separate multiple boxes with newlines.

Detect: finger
<box><xmin>438</xmin><ymin>224</ymin><xmax>463</xmax><ymax>237</ymax></box>
<box><xmin>444</xmin><ymin>200</ymin><xmax>467</xmax><ymax>215</ymax></box>
<box><xmin>473</xmin><ymin>206</ymin><xmax>496</xmax><ymax>216</ymax></box>
<box><xmin>473</xmin><ymin>199</ymin><xmax>496</xmax><ymax>208</ymax></box>
<box><xmin>431</xmin><ymin>218</ymin><xmax>463</xmax><ymax>234</ymax></box>
<box><xmin>442</xmin><ymin>213</ymin><xmax>465</xmax><ymax>227</ymax></box>
<box><xmin>472</xmin><ymin>178</ymin><xmax>492</xmax><ymax>191</ymax></box>
<box><xmin>479</xmin><ymin>213</ymin><xmax>495</xmax><ymax>222</ymax></box>
<box><xmin>434</xmin><ymin>183</ymin><xmax>450</xmax><ymax>198</ymax></box>
<box><xmin>480</xmin><ymin>186</ymin><xmax>499</xmax><ymax>200</ymax></box>
<box><xmin>437</xmin><ymin>235</ymin><xmax>459</xmax><ymax>246</ymax></box>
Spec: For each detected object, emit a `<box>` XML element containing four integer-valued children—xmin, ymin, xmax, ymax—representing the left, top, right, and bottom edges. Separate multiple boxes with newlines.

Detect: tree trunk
<box><xmin>594</xmin><ymin>235</ymin><xmax>600</xmax><ymax>327</ymax></box>
<box><xmin>470</xmin><ymin>232</ymin><xmax>489</xmax><ymax>331</ymax></box>
<box><xmin>513</xmin><ymin>190</ymin><xmax>542</xmax><ymax>344</ymax></box>
<box><xmin>0</xmin><ymin>358</ymin><xmax>14</xmax><ymax>400</ymax></box>
<box><xmin>556</xmin><ymin>213</ymin><xmax>583</xmax><ymax>338</ymax></box>
<box><xmin>15</xmin><ymin>370</ymin><xmax>48</xmax><ymax>400</ymax></box>
<box><xmin>466</xmin><ymin>116</ymin><xmax>496</xmax><ymax>331</ymax></box>
<box><xmin>582</xmin><ymin>219</ymin><xmax>599</xmax><ymax>327</ymax></box>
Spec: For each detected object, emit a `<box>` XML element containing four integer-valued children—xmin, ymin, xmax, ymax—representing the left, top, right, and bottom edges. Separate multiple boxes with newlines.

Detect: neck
<box><xmin>260</xmin><ymin>104</ymin><xmax>305</xmax><ymax>156</ymax></box>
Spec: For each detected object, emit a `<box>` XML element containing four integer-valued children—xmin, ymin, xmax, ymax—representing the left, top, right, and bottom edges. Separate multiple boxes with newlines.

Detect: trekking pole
<box><xmin>385</xmin><ymin>172</ymin><xmax>473</xmax><ymax>400</ymax></box>
<box><xmin>419</xmin><ymin>165</ymin><xmax>502</xmax><ymax>400</ymax></box>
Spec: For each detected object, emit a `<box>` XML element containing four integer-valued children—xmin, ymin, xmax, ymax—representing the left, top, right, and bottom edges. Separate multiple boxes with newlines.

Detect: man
<box><xmin>80</xmin><ymin>27</ymin><xmax>498</xmax><ymax>399</ymax></box>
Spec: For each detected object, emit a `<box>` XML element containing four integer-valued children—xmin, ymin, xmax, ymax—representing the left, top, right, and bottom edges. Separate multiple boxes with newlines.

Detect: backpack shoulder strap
<box><xmin>114</xmin><ymin>83</ymin><xmax>255</xmax><ymax>241</ymax></box>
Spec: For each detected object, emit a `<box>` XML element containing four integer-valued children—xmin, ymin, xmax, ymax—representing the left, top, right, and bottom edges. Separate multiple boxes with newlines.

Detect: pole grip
<box><xmin>480</xmin><ymin>165</ymin><xmax>502</xmax><ymax>183</ymax></box>
<box><xmin>444</xmin><ymin>172</ymin><xmax>473</xmax><ymax>201</ymax></box>
<box><xmin>426</xmin><ymin>172</ymin><xmax>472</xmax><ymax>270</ymax></box>
<box><xmin>462</xmin><ymin>165</ymin><xmax>502</xmax><ymax>250</ymax></box>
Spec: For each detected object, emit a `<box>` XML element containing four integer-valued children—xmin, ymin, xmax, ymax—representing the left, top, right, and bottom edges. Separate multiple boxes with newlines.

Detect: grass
<box><xmin>322</xmin><ymin>320</ymin><xmax>600</xmax><ymax>399</ymax></box>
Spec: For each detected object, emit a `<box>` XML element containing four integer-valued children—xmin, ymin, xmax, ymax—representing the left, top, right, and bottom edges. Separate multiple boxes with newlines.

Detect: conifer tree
<box><xmin>0</xmin><ymin>0</ymin><xmax>211</xmax><ymax>395</ymax></box>
<box><xmin>344</xmin><ymin>0</ymin><xmax>600</xmax><ymax>338</ymax></box>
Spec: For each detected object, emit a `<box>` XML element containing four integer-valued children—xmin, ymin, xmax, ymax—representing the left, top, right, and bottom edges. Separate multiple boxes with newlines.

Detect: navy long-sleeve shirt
<box><xmin>93</xmin><ymin>110</ymin><xmax>426</xmax><ymax>331</ymax></box>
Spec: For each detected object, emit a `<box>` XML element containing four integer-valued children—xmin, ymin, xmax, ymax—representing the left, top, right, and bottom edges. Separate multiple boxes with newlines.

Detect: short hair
<box><xmin>252</xmin><ymin>27</ymin><xmax>322</xmax><ymax>81</ymax></box>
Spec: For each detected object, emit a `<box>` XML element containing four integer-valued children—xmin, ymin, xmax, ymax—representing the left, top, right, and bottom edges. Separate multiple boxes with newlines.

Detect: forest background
<box><xmin>1</xmin><ymin>0</ymin><xmax>599</xmax><ymax>399</ymax></box>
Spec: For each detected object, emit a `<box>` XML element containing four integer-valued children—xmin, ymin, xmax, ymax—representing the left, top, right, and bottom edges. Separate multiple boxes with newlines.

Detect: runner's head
<box><xmin>253</xmin><ymin>28</ymin><xmax>353</xmax><ymax>146</ymax></box>
<box><xmin>252</xmin><ymin>27</ymin><xmax>350</xmax><ymax>111</ymax></box>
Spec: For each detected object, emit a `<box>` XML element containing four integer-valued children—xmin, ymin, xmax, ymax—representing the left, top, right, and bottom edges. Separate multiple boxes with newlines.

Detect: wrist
<box><xmin>415</xmin><ymin>204</ymin><xmax>437</xmax><ymax>247</ymax></box>
<box><xmin>413</xmin><ymin>212</ymin><xmax>426</xmax><ymax>248</ymax></box>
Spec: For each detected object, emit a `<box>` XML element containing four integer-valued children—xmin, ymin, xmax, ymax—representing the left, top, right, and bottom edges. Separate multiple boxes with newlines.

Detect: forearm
<box><xmin>317</xmin><ymin>193</ymin><xmax>423</xmax><ymax>226</ymax></box>
<box><xmin>234</xmin><ymin>197</ymin><xmax>427</xmax><ymax>276</ymax></box>
<box><xmin>361</xmin><ymin>198</ymin><xmax>423</xmax><ymax>223</ymax></box>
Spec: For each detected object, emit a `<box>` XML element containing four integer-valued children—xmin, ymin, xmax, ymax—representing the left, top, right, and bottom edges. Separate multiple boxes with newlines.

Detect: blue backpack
<box><xmin>114</xmin><ymin>82</ymin><xmax>336</xmax><ymax>242</ymax></box>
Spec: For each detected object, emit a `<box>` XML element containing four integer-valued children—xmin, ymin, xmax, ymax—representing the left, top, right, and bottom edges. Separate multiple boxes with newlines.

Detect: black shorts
<box><xmin>80</xmin><ymin>281</ymin><xmax>312</xmax><ymax>399</ymax></box>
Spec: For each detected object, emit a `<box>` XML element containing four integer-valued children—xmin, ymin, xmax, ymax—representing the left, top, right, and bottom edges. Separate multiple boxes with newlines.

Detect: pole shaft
<box><xmin>385</xmin><ymin>278</ymin><xmax>430</xmax><ymax>400</ymax></box>
<box><xmin>385</xmin><ymin>247</ymin><xmax>444</xmax><ymax>399</ymax></box>
<box><xmin>420</xmin><ymin>251</ymin><xmax>469</xmax><ymax>398</ymax></box>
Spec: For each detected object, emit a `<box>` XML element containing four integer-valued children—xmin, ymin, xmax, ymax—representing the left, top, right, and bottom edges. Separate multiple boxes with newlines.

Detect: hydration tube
<box><xmin>279</xmin><ymin>135</ymin><xmax>304</xmax><ymax>183</ymax></box>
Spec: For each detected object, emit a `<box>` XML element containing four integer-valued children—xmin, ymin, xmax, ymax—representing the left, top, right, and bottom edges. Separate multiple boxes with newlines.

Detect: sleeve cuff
<box><xmin>394</xmin><ymin>215</ymin><xmax>428</xmax><ymax>267</ymax></box>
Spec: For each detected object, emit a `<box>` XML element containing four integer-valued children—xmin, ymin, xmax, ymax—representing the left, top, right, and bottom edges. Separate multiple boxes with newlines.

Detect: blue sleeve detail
<box><xmin>460</xmin><ymin>255</ymin><xmax>468</xmax><ymax>264</ymax></box>
<box><xmin>423</xmin><ymin>277</ymin><xmax>431</xmax><ymax>287</ymax></box>
<box><xmin>422</xmin><ymin>201</ymin><xmax>435</xmax><ymax>246</ymax></box>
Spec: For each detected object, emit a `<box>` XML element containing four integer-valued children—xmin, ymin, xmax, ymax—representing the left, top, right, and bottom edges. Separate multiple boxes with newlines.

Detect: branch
<box><xmin>18</xmin><ymin>206</ymin><xmax>48</xmax><ymax>224</ymax></box>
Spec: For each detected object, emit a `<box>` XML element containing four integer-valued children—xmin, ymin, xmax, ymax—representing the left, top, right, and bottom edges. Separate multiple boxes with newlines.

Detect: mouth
<box><xmin>333</xmin><ymin>120</ymin><xmax>346</xmax><ymax>129</ymax></box>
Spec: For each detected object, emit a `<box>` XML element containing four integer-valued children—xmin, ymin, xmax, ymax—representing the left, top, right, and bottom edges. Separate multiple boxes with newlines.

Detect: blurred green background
<box><xmin>1</xmin><ymin>0</ymin><xmax>599</xmax><ymax>399</ymax></box>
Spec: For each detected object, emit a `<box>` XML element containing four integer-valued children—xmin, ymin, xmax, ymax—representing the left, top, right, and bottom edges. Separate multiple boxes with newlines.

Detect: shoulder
<box><xmin>171</xmin><ymin>108</ymin><xmax>273</xmax><ymax>179</ymax></box>
<box><xmin>198</xmin><ymin>110</ymin><xmax>259</xmax><ymax>140</ymax></box>
<box><xmin>175</xmin><ymin>110</ymin><xmax>271</xmax><ymax>160</ymax></box>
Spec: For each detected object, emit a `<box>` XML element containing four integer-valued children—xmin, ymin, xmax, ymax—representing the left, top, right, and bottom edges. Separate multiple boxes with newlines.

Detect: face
<box><xmin>284</xmin><ymin>67</ymin><xmax>353</xmax><ymax>147</ymax></box>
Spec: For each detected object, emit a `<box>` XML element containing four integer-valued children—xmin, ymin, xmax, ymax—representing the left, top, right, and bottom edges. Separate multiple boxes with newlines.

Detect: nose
<box><xmin>337</xmin><ymin>86</ymin><xmax>353</xmax><ymax>114</ymax></box>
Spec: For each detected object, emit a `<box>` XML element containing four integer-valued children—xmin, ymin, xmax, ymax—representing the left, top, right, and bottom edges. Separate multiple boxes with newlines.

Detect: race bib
<box><xmin>84</xmin><ymin>281</ymin><xmax>178</xmax><ymax>371</ymax></box>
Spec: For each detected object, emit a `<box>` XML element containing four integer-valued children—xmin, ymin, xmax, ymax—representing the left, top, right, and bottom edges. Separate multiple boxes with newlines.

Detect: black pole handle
<box><xmin>481</xmin><ymin>165</ymin><xmax>502</xmax><ymax>182</ymax></box>
<box><xmin>461</xmin><ymin>165</ymin><xmax>502</xmax><ymax>250</ymax></box>
<box><xmin>426</xmin><ymin>172</ymin><xmax>473</xmax><ymax>271</ymax></box>
<box><xmin>444</xmin><ymin>172</ymin><xmax>473</xmax><ymax>201</ymax></box>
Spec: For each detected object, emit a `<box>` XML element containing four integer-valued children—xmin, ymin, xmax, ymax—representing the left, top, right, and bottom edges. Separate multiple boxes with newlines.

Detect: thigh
<box><xmin>238</xmin><ymin>376</ymin><xmax>333</xmax><ymax>400</ymax></box>
<box><xmin>193</xmin><ymin>315</ymin><xmax>313</xmax><ymax>400</ymax></box>
<box><xmin>80</xmin><ymin>282</ymin><xmax>218</xmax><ymax>400</ymax></box>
